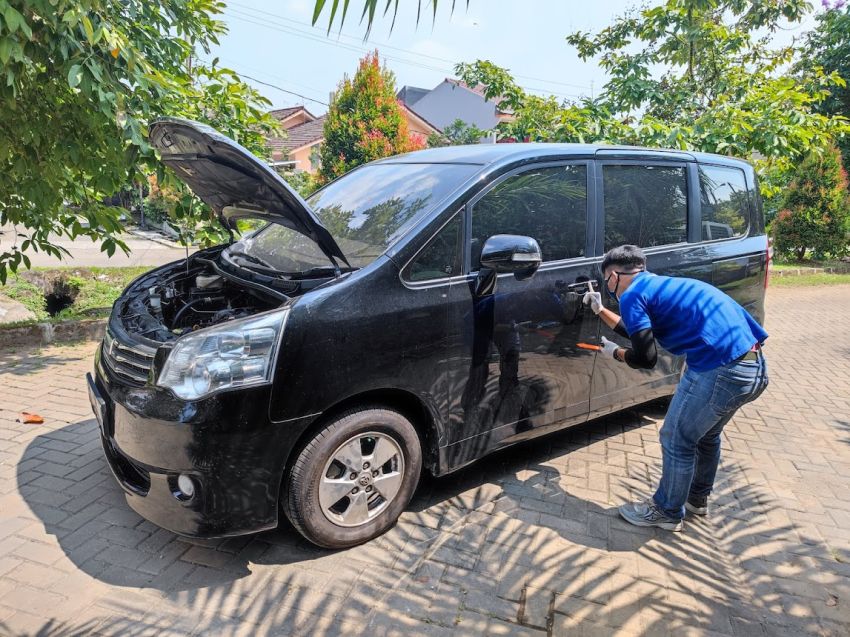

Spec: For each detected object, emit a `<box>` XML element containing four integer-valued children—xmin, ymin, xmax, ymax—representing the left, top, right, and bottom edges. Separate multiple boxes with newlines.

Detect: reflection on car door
<box><xmin>588</xmin><ymin>161</ymin><xmax>691</xmax><ymax>417</ymax></box>
<box><xmin>440</xmin><ymin>162</ymin><xmax>599</xmax><ymax>471</ymax></box>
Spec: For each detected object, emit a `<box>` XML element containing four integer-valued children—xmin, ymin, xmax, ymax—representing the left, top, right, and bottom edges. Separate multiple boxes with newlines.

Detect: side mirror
<box><xmin>475</xmin><ymin>235</ymin><xmax>542</xmax><ymax>296</ymax></box>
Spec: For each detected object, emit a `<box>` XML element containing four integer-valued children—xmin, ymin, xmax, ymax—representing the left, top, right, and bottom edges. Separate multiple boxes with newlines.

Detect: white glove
<box><xmin>600</xmin><ymin>336</ymin><xmax>619</xmax><ymax>359</ymax></box>
<box><xmin>583</xmin><ymin>290</ymin><xmax>603</xmax><ymax>315</ymax></box>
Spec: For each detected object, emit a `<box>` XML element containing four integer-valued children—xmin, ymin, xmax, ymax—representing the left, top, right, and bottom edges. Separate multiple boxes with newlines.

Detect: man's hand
<box><xmin>583</xmin><ymin>290</ymin><xmax>603</xmax><ymax>315</ymax></box>
<box><xmin>601</xmin><ymin>336</ymin><xmax>619</xmax><ymax>359</ymax></box>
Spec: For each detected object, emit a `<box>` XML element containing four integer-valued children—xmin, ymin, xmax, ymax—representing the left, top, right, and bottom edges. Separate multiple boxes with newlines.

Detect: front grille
<box><xmin>102</xmin><ymin>328</ymin><xmax>156</xmax><ymax>385</ymax></box>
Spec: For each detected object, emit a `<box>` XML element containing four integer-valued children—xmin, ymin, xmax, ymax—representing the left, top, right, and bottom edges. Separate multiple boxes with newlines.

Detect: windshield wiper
<box><xmin>224</xmin><ymin>249</ymin><xmax>275</xmax><ymax>269</ymax></box>
<box><xmin>224</xmin><ymin>248</ymin><xmax>356</xmax><ymax>279</ymax></box>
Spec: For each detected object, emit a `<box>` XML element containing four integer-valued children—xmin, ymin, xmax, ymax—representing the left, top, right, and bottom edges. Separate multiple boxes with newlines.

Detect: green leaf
<box><xmin>0</xmin><ymin>38</ymin><xmax>12</xmax><ymax>65</ymax></box>
<box><xmin>82</xmin><ymin>15</ymin><xmax>95</xmax><ymax>44</ymax></box>
<box><xmin>67</xmin><ymin>63</ymin><xmax>82</xmax><ymax>88</ymax></box>
<box><xmin>312</xmin><ymin>0</ymin><xmax>327</xmax><ymax>25</ymax></box>
<box><xmin>3</xmin><ymin>6</ymin><xmax>24</xmax><ymax>34</ymax></box>
<box><xmin>86</xmin><ymin>60</ymin><xmax>102</xmax><ymax>82</ymax></box>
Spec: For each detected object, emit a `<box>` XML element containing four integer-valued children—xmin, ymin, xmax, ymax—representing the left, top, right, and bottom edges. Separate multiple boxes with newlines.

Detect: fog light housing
<box><xmin>176</xmin><ymin>473</ymin><xmax>195</xmax><ymax>500</ymax></box>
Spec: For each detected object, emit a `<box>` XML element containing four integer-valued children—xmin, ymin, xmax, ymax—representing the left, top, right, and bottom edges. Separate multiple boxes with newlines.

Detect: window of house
<box><xmin>603</xmin><ymin>164</ymin><xmax>688</xmax><ymax>250</ymax></box>
<box><xmin>699</xmin><ymin>165</ymin><xmax>749</xmax><ymax>240</ymax></box>
<box><xmin>404</xmin><ymin>214</ymin><xmax>463</xmax><ymax>282</ymax></box>
<box><xmin>470</xmin><ymin>165</ymin><xmax>587</xmax><ymax>269</ymax></box>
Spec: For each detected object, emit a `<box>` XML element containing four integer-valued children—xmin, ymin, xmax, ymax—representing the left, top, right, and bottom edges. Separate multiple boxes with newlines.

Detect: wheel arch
<box><xmin>281</xmin><ymin>388</ymin><xmax>443</xmax><ymax>494</ymax></box>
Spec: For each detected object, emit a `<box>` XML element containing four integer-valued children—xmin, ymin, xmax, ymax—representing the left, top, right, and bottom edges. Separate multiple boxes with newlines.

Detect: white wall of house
<box><xmin>411</xmin><ymin>81</ymin><xmax>499</xmax><ymax>131</ymax></box>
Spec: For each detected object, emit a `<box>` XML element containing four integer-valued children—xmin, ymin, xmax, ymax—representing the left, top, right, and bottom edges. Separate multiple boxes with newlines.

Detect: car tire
<box><xmin>283</xmin><ymin>407</ymin><xmax>422</xmax><ymax>549</ymax></box>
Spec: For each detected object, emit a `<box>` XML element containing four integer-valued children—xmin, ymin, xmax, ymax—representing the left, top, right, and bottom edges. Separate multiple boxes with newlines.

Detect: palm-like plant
<box><xmin>312</xmin><ymin>0</ymin><xmax>468</xmax><ymax>35</ymax></box>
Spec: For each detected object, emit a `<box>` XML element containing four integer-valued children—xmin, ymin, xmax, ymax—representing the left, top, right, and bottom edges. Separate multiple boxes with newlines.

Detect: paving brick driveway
<box><xmin>1</xmin><ymin>284</ymin><xmax>849</xmax><ymax>637</ymax></box>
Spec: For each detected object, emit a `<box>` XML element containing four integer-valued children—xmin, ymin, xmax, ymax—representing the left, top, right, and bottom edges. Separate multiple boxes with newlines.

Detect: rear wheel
<box><xmin>283</xmin><ymin>407</ymin><xmax>422</xmax><ymax>549</ymax></box>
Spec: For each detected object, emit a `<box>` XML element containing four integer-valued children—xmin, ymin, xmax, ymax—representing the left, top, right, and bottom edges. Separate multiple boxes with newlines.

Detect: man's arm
<box><xmin>619</xmin><ymin>328</ymin><xmax>658</xmax><ymax>369</ymax></box>
<box><xmin>585</xmin><ymin>292</ymin><xmax>658</xmax><ymax>369</ymax></box>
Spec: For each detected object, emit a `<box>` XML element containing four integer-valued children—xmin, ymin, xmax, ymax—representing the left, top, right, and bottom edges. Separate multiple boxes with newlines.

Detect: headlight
<box><xmin>157</xmin><ymin>308</ymin><xmax>289</xmax><ymax>400</ymax></box>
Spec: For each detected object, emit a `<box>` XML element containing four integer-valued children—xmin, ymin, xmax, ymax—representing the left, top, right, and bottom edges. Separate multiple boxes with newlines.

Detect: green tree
<box><xmin>0</xmin><ymin>1</ymin><xmax>277</xmax><ymax>282</ymax></box>
<box><xmin>427</xmin><ymin>118</ymin><xmax>488</xmax><ymax>147</ymax></box>
<box><xmin>320</xmin><ymin>50</ymin><xmax>424</xmax><ymax>182</ymax></box>
<box><xmin>154</xmin><ymin>61</ymin><xmax>279</xmax><ymax>248</ymax></box>
<box><xmin>456</xmin><ymin>0</ymin><xmax>849</xmax><ymax>214</ymax></box>
<box><xmin>772</xmin><ymin>144</ymin><xmax>850</xmax><ymax>260</ymax></box>
<box><xmin>798</xmin><ymin>3</ymin><xmax>850</xmax><ymax>162</ymax></box>
<box><xmin>279</xmin><ymin>170</ymin><xmax>320</xmax><ymax>199</ymax></box>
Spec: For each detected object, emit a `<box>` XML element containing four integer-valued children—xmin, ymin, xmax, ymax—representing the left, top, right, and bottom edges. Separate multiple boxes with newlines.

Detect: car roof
<box><xmin>376</xmin><ymin>143</ymin><xmax>752</xmax><ymax>170</ymax></box>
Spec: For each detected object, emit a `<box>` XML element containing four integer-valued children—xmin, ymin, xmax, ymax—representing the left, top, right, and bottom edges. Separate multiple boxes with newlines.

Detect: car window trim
<box><xmin>399</xmin><ymin>207</ymin><xmax>465</xmax><ymax>285</ymax></box>
<box><xmin>401</xmin><ymin>253</ymin><xmax>606</xmax><ymax>291</ymax></box>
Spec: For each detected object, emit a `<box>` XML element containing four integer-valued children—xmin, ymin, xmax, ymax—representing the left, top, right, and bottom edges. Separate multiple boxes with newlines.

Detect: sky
<box><xmin>209</xmin><ymin>0</ymin><xmax>820</xmax><ymax>116</ymax></box>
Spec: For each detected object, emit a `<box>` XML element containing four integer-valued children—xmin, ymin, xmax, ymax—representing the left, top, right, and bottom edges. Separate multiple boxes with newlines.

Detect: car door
<box><xmin>440</xmin><ymin>161</ymin><xmax>600</xmax><ymax>470</ymax></box>
<box><xmin>588</xmin><ymin>159</ymin><xmax>694</xmax><ymax>418</ymax></box>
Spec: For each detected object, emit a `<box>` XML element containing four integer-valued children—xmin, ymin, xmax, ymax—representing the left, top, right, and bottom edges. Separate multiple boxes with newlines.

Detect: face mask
<box><xmin>605</xmin><ymin>269</ymin><xmax>644</xmax><ymax>304</ymax></box>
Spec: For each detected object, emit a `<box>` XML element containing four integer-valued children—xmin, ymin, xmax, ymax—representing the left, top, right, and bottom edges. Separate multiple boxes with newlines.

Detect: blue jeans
<box><xmin>653</xmin><ymin>353</ymin><xmax>769</xmax><ymax>519</ymax></box>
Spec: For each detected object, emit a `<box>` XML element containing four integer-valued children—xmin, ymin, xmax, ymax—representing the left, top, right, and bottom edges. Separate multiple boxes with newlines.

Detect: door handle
<box><xmin>567</xmin><ymin>280</ymin><xmax>598</xmax><ymax>293</ymax></box>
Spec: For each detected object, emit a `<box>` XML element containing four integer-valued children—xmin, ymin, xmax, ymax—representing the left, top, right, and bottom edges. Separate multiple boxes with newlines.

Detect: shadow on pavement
<box><xmin>0</xmin><ymin>344</ymin><xmax>90</xmax><ymax>377</ymax></box>
<box><xmin>10</xmin><ymin>398</ymin><xmax>847</xmax><ymax>636</ymax></box>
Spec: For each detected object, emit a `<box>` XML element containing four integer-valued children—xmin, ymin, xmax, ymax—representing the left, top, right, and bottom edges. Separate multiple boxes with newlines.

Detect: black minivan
<box><xmin>87</xmin><ymin>118</ymin><xmax>769</xmax><ymax>548</ymax></box>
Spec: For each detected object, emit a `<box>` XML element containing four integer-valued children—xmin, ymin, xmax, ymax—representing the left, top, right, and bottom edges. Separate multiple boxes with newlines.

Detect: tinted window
<box><xmin>603</xmin><ymin>165</ymin><xmax>687</xmax><ymax>249</ymax></box>
<box><xmin>404</xmin><ymin>214</ymin><xmax>462</xmax><ymax>282</ymax></box>
<box><xmin>470</xmin><ymin>165</ymin><xmax>587</xmax><ymax>269</ymax></box>
<box><xmin>699</xmin><ymin>165</ymin><xmax>749</xmax><ymax>240</ymax></box>
<box><xmin>237</xmin><ymin>163</ymin><xmax>478</xmax><ymax>271</ymax></box>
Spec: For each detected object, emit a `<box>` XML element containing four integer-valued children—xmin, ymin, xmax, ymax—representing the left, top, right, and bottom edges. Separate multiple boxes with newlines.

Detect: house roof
<box><xmin>444</xmin><ymin>78</ymin><xmax>512</xmax><ymax>114</ymax></box>
<box><xmin>268</xmin><ymin>115</ymin><xmax>326</xmax><ymax>154</ymax></box>
<box><xmin>397</xmin><ymin>85</ymin><xmax>430</xmax><ymax>107</ymax></box>
<box><xmin>399</xmin><ymin>103</ymin><xmax>441</xmax><ymax>134</ymax></box>
<box><xmin>268</xmin><ymin>105</ymin><xmax>317</xmax><ymax>127</ymax></box>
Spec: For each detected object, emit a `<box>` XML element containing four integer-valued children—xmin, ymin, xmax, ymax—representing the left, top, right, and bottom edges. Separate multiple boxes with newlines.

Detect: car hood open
<box><xmin>148</xmin><ymin>117</ymin><xmax>348</xmax><ymax>266</ymax></box>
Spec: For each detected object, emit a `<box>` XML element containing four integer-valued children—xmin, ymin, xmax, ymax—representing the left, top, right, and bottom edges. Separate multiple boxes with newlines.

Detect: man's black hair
<box><xmin>601</xmin><ymin>245</ymin><xmax>647</xmax><ymax>273</ymax></box>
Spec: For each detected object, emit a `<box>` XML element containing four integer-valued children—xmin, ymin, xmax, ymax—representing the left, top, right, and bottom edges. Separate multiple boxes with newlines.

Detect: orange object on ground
<box><xmin>20</xmin><ymin>412</ymin><xmax>44</xmax><ymax>424</ymax></box>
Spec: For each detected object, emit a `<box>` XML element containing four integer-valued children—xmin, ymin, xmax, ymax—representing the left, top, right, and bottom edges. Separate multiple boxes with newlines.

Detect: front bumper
<box><xmin>88</xmin><ymin>344</ymin><xmax>308</xmax><ymax>537</ymax></box>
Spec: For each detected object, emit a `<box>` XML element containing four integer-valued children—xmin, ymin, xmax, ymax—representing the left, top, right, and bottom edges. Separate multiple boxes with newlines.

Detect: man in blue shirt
<box><xmin>583</xmin><ymin>245</ymin><xmax>769</xmax><ymax>531</ymax></box>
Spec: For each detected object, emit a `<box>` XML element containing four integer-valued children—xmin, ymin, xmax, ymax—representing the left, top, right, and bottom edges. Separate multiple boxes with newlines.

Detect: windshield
<box><xmin>229</xmin><ymin>162</ymin><xmax>479</xmax><ymax>272</ymax></box>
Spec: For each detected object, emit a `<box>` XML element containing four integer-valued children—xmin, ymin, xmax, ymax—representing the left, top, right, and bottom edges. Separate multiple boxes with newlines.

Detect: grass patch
<box><xmin>771</xmin><ymin>272</ymin><xmax>850</xmax><ymax>287</ymax></box>
<box><xmin>3</xmin><ymin>277</ymin><xmax>48</xmax><ymax>319</ymax></box>
<box><xmin>1</xmin><ymin>266</ymin><xmax>151</xmax><ymax>325</ymax></box>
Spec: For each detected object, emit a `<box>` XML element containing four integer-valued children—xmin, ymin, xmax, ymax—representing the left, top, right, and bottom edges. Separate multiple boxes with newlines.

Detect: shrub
<box><xmin>320</xmin><ymin>51</ymin><xmax>426</xmax><ymax>182</ymax></box>
<box><xmin>772</xmin><ymin>144</ymin><xmax>850</xmax><ymax>261</ymax></box>
<box><xmin>281</xmin><ymin>171</ymin><xmax>320</xmax><ymax>199</ymax></box>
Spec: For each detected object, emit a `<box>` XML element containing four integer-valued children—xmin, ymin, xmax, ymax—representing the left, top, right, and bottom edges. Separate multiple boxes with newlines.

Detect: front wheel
<box><xmin>283</xmin><ymin>407</ymin><xmax>422</xmax><ymax>549</ymax></box>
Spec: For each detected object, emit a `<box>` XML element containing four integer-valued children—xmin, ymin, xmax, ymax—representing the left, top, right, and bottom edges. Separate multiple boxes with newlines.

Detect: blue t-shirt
<box><xmin>619</xmin><ymin>272</ymin><xmax>768</xmax><ymax>372</ymax></box>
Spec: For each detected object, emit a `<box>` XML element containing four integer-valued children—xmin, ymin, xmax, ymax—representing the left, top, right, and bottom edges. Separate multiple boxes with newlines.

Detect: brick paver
<box><xmin>1</xmin><ymin>285</ymin><xmax>849</xmax><ymax>636</ymax></box>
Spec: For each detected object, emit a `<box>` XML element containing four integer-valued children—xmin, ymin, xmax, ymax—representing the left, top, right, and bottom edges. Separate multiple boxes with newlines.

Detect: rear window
<box><xmin>699</xmin><ymin>165</ymin><xmax>749</xmax><ymax>240</ymax></box>
<box><xmin>603</xmin><ymin>164</ymin><xmax>688</xmax><ymax>250</ymax></box>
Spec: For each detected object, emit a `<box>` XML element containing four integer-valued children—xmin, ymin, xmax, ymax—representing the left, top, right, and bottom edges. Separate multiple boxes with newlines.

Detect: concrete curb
<box><xmin>771</xmin><ymin>265</ymin><xmax>850</xmax><ymax>277</ymax></box>
<box><xmin>0</xmin><ymin>319</ymin><xmax>106</xmax><ymax>349</ymax></box>
<box><xmin>125</xmin><ymin>228</ymin><xmax>194</xmax><ymax>250</ymax></box>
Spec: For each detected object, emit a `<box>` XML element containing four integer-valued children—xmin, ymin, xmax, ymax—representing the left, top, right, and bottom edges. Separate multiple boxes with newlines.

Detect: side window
<box><xmin>699</xmin><ymin>165</ymin><xmax>749</xmax><ymax>240</ymax></box>
<box><xmin>403</xmin><ymin>214</ymin><xmax>462</xmax><ymax>282</ymax></box>
<box><xmin>603</xmin><ymin>164</ymin><xmax>688</xmax><ymax>250</ymax></box>
<box><xmin>470</xmin><ymin>165</ymin><xmax>587</xmax><ymax>270</ymax></box>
